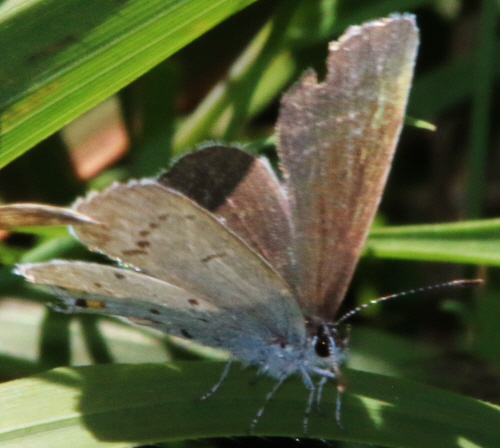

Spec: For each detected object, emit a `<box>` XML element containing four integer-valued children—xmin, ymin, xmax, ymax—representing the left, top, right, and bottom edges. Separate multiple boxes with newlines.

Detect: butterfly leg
<box><xmin>335</xmin><ymin>377</ymin><xmax>345</xmax><ymax>429</ymax></box>
<box><xmin>200</xmin><ymin>360</ymin><xmax>232</xmax><ymax>400</ymax></box>
<box><xmin>315</xmin><ymin>376</ymin><xmax>328</xmax><ymax>414</ymax></box>
<box><xmin>301</xmin><ymin>369</ymin><xmax>315</xmax><ymax>434</ymax></box>
<box><xmin>312</xmin><ymin>367</ymin><xmax>344</xmax><ymax>428</ymax></box>
<box><xmin>249</xmin><ymin>375</ymin><xmax>287</xmax><ymax>433</ymax></box>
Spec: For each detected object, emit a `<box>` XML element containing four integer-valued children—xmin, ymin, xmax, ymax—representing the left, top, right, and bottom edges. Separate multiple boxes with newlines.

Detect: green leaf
<box><xmin>0</xmin><ymin>0</ymin><xmax>257</xmax><ymax>169</ymax></box>
<box><xmin>366</xmin><ymin>219</ymin><xmax>500</xmax><ymax>265</ymax></box>
<box><xmin>0</xmin><ymin>362</ymin><xmax>498</xmax><ymax>447</ymax></box>
<box><xmin>464</xmin><ymin>0</ymin><xmax>497</xmax><ymax>218</ymax></box>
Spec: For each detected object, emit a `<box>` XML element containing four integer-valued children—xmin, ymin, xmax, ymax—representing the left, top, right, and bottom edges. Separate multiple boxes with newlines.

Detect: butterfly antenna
<box><xmin>335</xmin><ymin>279</ymin><xmax>483</xmax><ymax>326</ymax></box>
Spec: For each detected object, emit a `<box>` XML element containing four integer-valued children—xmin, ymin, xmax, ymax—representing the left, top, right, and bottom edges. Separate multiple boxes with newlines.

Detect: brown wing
<box><xmin>159</xmin><ymin>146</ymin><xmax>295</xmax><ymax>290</ymax></box>
<box><xmin>277</xmin><ymin>15</ymin><xmax>419</xmax><ymax>318</ymax></box>
<box><xmin>0</xmin><ymin>204</ymin><xmax>97</xmax><ymax>228</ymax></box>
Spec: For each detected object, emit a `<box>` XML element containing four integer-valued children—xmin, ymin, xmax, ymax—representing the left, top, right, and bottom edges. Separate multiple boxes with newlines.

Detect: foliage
<box><xmin>1</xmin><ymin>0</ymin><xmax>500</xmax><ymax>447</ymax></box>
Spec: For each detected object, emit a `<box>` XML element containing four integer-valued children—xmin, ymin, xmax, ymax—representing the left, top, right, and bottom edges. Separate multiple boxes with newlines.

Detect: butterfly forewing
<box><xmin>70</xmin><ymin>180</ymin><xmax>304</xmax><ymax>341</ymax></box>
<box><xmin>277</xmin><ymin>15</ymin><xmax>419</xmax><ymax>318</ymax></box>
<box><xmin>159</xmin><ymin>146</ymin><xmax>295</xmax><ymax>289</ymax></box>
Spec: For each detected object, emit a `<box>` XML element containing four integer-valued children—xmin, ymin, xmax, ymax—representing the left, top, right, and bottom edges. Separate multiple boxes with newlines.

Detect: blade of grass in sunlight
<box><xmin>1</xmin><ymin>362</ymin><xmax>499</xmax><ymax>447</ymax></box>
<box><xmin>367</xmin><ymin>219</ymin><xmax>500</xmax><ymax>265</ymax></box>
<box><xmin>0</xmin><ymin>0</ymin><xmax>257</xmax><ymax>169</ymax></box>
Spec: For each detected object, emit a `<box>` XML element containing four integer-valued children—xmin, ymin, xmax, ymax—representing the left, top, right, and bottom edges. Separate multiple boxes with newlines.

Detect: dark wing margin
<box><xmin>277</xmin><ymin>15</ymin><xmax>419</xmax><ymax>318</ymax></box>
<box><xmin>159</xmin><ymin>146</ymin><xmax>295</xmax><ymax>290</ymax></box>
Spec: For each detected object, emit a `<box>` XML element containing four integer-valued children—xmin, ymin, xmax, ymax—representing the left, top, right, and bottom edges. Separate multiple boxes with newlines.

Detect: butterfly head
<box><xmin>304</xmin><ymin>316</ymin><xmax>348</xmax><ymax>374</ymax></box>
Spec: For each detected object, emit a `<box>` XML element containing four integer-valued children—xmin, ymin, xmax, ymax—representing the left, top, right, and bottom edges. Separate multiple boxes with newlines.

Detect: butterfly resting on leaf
<box><xmin>0</xmin><ymin>15</ymin><xmax>419</xmax><ymax>432</ymax></box>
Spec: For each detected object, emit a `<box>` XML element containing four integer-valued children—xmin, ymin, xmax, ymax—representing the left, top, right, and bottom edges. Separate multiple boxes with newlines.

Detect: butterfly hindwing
<box><xmin>17</xmin><ymin>261</ymin><xmax>290</xmax><ymax>351</ymax></box>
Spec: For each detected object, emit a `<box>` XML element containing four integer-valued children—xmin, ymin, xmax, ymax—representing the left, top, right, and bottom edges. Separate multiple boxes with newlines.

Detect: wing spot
<box><xmin>181</xmin><ymin>329</ymin><xmax>193</xmax><ymax>339</ymax></box>
<box><xmin>185</xmin><ymin>214</ymin><xmax>195</xmax><ymax>220</ymax></box>
<box><xmin>188</xmin><ymin>299</ymin><xmax>199</xmax><ymax>306</ymax></box>
<box><xmin>139</xmin><ymin>230</ymin><xmax>150</xmax><ymax>237</ymax></box>
<box><xmin>75</xmin><ymin>298</ymin><xmax>88</xmax><ymax>308</ymax></box>
<box><xmin>114</xmin><ymin>272</ymin><xmax>125</xmax><ymax>279</ymax></box>
<box><xmin>199</xmin><ymin>318</ymin><xmax>209</xmax><ymax>323</ymax></box>
<box><xmin>201</xmin><ymin>252</ymin><xmax>227</xmax><ymax>263</ymax></box>
<box><xmin>158</xmin><ymin>214</ymin><xmax>169</xmax><ymax>221</ymax></box>
<box><xmin>150</xmin><ymin>308</ymin><xmax>160</xmax><ymax>315</ymax></box>
<box><xmin>122</xmin><ymin>249</ymin><xmax>148</xmax><ymax>256</ymax></box>
<box><xmin>136</xmin><ymin>240</ymin><xmax>150</xmax><ymax>248</ymax></box>
<box><xmin>149</xmin><ymin>223</ymin><xmax>159</xmax><ymax>229</ymax></box>
<box><xmin>75</xmin><ymin>298</ymin><xmax>106</xmax><ymax>310</ymax></box>
<box><xmin>94</xmin><ymin>282</ymin><xmax>102</xmax><ymax>288</ymax></box>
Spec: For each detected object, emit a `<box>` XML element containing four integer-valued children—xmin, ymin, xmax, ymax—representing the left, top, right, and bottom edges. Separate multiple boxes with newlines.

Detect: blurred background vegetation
<box><xmin>1</xmin><ymin>0</ymin><xmax>500</xmax><ymax>446</ymax></box>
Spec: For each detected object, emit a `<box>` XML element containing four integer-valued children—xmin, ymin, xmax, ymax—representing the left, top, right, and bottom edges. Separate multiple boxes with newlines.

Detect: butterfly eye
<box><xmin>314</xmin><ymin>327</ymin><xmax>331</xmax><ymax>358</ymax></box>
<box><xmin>315</xmin><ymin>335</ymin><xmax>330</xmax><ymax>357</ymax></box>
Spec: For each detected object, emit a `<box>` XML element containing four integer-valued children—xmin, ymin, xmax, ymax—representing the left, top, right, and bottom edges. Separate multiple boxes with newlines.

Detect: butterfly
<box><xmin>0</xmin><ymin>14</ymin><xmax>419</xmax><ymax>431</ymax></box>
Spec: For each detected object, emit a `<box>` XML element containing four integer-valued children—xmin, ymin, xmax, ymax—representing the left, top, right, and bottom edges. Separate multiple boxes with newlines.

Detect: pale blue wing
<box><xmin>69</xmin><ymin>181</ymin><xmax>304</xmax><ymax>342</ymax></box>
